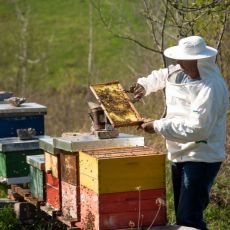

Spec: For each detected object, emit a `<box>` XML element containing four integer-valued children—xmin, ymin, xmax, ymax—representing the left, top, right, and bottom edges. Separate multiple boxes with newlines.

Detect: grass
<box><xmin>0</xmin><ymin>1</ymin><xmax>229</xmax><ymax>229</ymax></box>
<box><xmin>0</xmin><ymin>184</ymin><xmax>7</xmax><ymax>198</ymax></box>
<box><xmin>165</xmin><ymin>160</ymin><xmax>230</xmax><ymax>230</ymax></box>
<box><xmin>0</xmin><ymin>0</ymin><xmax>139</xmax><ymax>91</ymax></box>
<box><xmin>0</xmin><ymin>205</ymin><xmax>21</xmax><ymax>230</ymax></box>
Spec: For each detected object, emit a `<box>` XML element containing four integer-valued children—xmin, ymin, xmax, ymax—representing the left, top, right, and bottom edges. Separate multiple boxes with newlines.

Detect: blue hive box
<box><xmin>0</xmin><ymin>102</ymin><xmax>47</xmax><ymax>138</ymax></box>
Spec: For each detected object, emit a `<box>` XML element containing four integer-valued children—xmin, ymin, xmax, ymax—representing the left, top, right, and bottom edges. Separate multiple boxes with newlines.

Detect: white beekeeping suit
<box><xmin>137</xmin><ymin>43</ymin><xmax>229</xmax><ymax>163</ymax></box>
<box><xmin>135</xmin><ymin>35</ymin><xmax>229</xmax><ymax>230</ymax></box>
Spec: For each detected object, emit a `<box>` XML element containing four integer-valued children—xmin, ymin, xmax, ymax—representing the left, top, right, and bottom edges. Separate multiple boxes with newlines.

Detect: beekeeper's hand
<box><xmin>140</xmin><ymin>119</ymin><xmax>155</xmax><ymax>134</ymax></box>
<box><xmin>129</xmin><ymin>83</ymin><xmax>146</xmax><ymax>100</ymax></box>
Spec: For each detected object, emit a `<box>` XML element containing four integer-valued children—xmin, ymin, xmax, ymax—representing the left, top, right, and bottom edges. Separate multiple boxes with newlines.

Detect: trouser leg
<box><xmin>171</xmin><ymin>161</ymin><xmax>221</xmax><ymax>230</ymax></box>
<box><xmin>171</xmin><ymin>162</ymin><xmax>183</xmax><ymax>214</ymax></box>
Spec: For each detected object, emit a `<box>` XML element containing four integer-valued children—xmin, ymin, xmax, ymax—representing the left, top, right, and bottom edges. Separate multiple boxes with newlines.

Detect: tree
<box><xmin>92</xmin><ymin>0</ymin><xmax>229</xmax><ymax>70</ymax></box>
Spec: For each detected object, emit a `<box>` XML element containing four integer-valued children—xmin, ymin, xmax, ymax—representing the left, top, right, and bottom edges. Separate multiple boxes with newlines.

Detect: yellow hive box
<box><xmin>79</xmin><ymin>146</ymin><xmax>166</xmax><ymax>194</ymax></box>
<box><xmin>45</xmin><ymin>152</ymin><xmax>59</xmax><ymax>178</ymax></box>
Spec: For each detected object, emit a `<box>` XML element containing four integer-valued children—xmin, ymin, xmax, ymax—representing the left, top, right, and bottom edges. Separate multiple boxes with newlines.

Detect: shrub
<box><xmin>0</xmin><ymin>205</ymin><xmax>21</xmax><ymax>230</ymax></box>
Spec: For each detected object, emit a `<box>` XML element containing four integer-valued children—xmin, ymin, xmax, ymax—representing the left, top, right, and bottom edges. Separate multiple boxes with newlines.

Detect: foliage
<box><xmin>205</xmin><ymin>161</ymin><xmax>230</xmax><ymax>229</ymax></box>
<box><xmin>166</xmin><ymin>160</ymin><xmax>230</xmax><ymax>230</ymax></box>
<box><xmin>0</xmin><ymin>205</ymin><xmax>21</xmax><ymax>230</ymax></box>
<box><xmin>0</xmin><ymin>0</ymin><xmax>136</xmax><ymax>95</ymax></box>
<box><xmin>0</xmin><ymin>1</ymin><xmax>229</xmax><ymax>229</ymax></box>
<box><xmin>0</xmin><ymin>184</ymin><xmax>7</xmax><ymax>198</ymax></box>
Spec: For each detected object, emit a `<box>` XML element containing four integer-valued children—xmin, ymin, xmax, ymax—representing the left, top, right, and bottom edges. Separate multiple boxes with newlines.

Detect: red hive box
<box><xmin>46</xmin><ymin>173</ymin><xmax>61</xmax><ymax>210</ymax></box>
<box><xmin>80</xmin><ymin>185</ymin><xmax>166</xmax><ymax>230</ymax></box>
<box><xmin>45</xmin><ymin>151</ymin><xmax>62</xmax><ymax>210</ymax></box>
<box><xmin>78</xmin><ymin>146</ymin><xmax>167</xmax><ymax>229</ymax></box>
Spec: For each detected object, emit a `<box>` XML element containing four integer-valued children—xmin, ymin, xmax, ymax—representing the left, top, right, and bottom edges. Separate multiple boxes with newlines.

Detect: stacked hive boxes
<box><xmin>79</xmin><ymin>147</ymin><xmax>166</xmax><ymax>229</ymax></box>
<box><xmin>0</xmin><ymin>102</ymin><xmax>47</xmax><ymax>184</ymax></box>
<box><xmin>53</xmin><ymin>133</ymin><xmax>145</xmax><ymax>221</ymax></box>
<box><xmin>0</xmin><ymin>138</ymin><xmax>44</xmax><ymax>184</ymax></box>
<box><xmin>39</xmin><ymin>137</ymin><xmax>62</xmax><ymax>211</ymax></box>
<box><xmin>60</xmin><ymin>150</ymin><xmax>80</xmax><ymax>219</ymax></box>
<box><xmin>26</xmin><ymin>154</ymin><xmax>45</xmax><ymax>201</ymax></box>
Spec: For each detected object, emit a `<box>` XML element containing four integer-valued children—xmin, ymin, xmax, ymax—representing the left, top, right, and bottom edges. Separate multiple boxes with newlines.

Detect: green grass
<box><xmin>0</xmin><ymin>205</ymin><xmax>20</xmax><ymax>230</ymax></box>
<box><xmin>0</xmin><ymin>1</ymin><xmax>229</xmax><ymax>228</ymax></box>
<box><xmin>0</xmin><ymin>184</ymin><xmax>7</xmax><ymax>198</ymax></box>
<box><xmin>0</xmin><ymin>0</ymin><xmax>139</xmax><ymax>91</ymax></box>
<box><xmin>165</xmin><ymin>160</ymin><xmax>230</xmax><ymax>230</ymax></box>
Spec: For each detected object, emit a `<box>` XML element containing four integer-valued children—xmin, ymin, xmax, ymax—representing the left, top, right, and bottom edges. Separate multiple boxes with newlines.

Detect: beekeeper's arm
<box><xmin>154</xmin><ymin>84</ymin><xmax>221</xmax><ymax>143</ymax></box>
<box><xmin>130</xmin><ymin>67</ymin><xmax>169</xmax><ymax>99</ymax></box>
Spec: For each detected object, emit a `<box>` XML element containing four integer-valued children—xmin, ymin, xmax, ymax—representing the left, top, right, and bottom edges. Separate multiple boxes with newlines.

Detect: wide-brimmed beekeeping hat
<box><xmin>164</xmin><ymin>36</ymin><xmax>218</xmax><ymax>60</ymax></box>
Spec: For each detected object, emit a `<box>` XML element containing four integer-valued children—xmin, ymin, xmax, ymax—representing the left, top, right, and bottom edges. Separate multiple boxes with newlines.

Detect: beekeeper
<box><xmin>131</xmin><ymin>36</ymin><xmax>229</xmax><ymax>230</ymax></box>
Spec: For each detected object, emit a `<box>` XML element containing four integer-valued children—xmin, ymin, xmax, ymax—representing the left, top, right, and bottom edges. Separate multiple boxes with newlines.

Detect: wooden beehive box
<box><xmin>80</xmin><ymin>185</ymin><xmax>166</xmax><ymax>230</ymax></box>
<box><xmin>61</xmin><ymin>180</ymin><xmax>80</xmax><ymax>219</ymax></box>
<box><xmin>90</xmin><ymin>81</ymin><xmax>143</xmax><ymax>127</ymax></box>
<box><xmin>0</xmin><ymin>137</ymin><xmax>44</xmax><ymax>184</ymax></box>
<box><xmin>60</xmin><ymin>151</ymin><xmax>79</xmax><ymax>186</ymax></box>
<box><xmin>79</xmin><ymin>146</ymin><xmax>166</xmax><ymax>194</ymax></box>
<box><xmin>46</xmin><ymin>174</ymin><xmax>61</xmax><ymax>210</ymax></box>
<box><xmin>0</xmin><ymin>102</ymin><xmax>47</xmax><ymax>138</ymax></box>
<box><xmin>26</xmin><ymin>154</ymin><xmax>45</xmax><ymax>201</ymax></box>
<box><xmin>53</xmin><ymin>133</ymin><xmax>145</xmax><ymax>220</ymax></box>
<box><xmin>40</xmin><ymin>136</ymin><xmax>62</xmax><ymax>210</ymax></box>
<box><xmin>56</xmin><ymin>133</ymin><xmax>145</xmax><ymax>186</ymax></box>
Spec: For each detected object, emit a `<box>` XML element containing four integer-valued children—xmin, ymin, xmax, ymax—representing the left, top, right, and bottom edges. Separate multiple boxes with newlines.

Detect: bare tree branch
<box><xmin>216</xmin><ymin>10</ymin><xmax>228</xmax><ymax>51</ymax></box>
<box><xmin>91</xmin><ymin>0</ymin><xmax>162</xmax><ymax>54</ymax></box>
<box><xmin>143</xmin><ymin>0</ymin><xmax>161</xmax><ymax>51</ymax></box>
<box><xmin>168</xmin><ymin>0</ymin><xmax>225</xmax><ymax>13</ymax></box>
<box><xmin>216</xmin><ymin>10</ymin><xmax>228</xmax><ymax>65</ymax></box>
<box><xmin>88</xmin><ymin>0</ymin><xmax>93</xmax><ymax>86</ymax></box>
<box><xmin>13</xmin><ymin>0</ymin><xmax>30</xmax><ymax>95</ymax></box>
<box><xmin>161</xmin><ymin>0</ymin><xmax>170</xmax><ymax>66</ymax></box>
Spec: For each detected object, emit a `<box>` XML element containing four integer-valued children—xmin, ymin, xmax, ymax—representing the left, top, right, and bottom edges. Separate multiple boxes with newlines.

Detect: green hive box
<box><xmin>0</xmin><ymin>137</ymin><xmax>44</xmax><ymax>184</ymax></box>
<box><xmin>27</xmin><ymin>155</ymin><xmax>45</xmax><ymax>201</ymax></box>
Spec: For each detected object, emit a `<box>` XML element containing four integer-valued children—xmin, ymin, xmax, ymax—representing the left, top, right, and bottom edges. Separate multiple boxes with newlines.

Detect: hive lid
<box><xmin>26</xmin><ymin>154</ymin><xmax>45</xmax><ymax>170</ymax></box>
<box><xmin>90</xmin><ymin>81</ymin><xmax>142</xmax><ymax>128</ymax></box>
<box><xmin>0</xmin><ymin>102</ymin><xmax>47</xmax><ymax>116</ymax></box>
<box><xmin>0</xmin><ymin>135</ymin><xmax>48</xmax><ymax>152</ymax></box>
<box><xmin>39</xmin><ymin>136</ymin><xmax>60</xmax><ymax>155</ymax></box>
<box><xmin>53</xmin><ymin>133</ymin><xmax>144</xmax><ymax>152</ymax></box>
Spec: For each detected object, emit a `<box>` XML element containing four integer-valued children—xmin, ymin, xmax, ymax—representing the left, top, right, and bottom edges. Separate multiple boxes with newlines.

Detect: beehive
<box><xmin>26</xmin><ymin>155</ymin><xmax>45</xmax><ymax>201</ymax></box>
<box><xmin>53</xmin><ymin>133</ymin><xmax>145</xmax><ymax>220</ymax></box>
<box><xmin>0</xmin><ymin>137</ymin><xmax>44</xmax><ymax>184</ymax></box>
<box><xmin>0</xmin><ymin>102</ymin><xmax>47</xmax><ymax>138</ymax></box>
<box><xmin>39</xmin><ymin>136</ymin><xmax>61</xmax><ymax>210</ymax></box>
<box><xmin>80</xmin><ymin>185</ymin><xmax>166</xmax><ymax>230</ymax></box>
<box><xmin>79</xmin><ymin>146</ymin><xmax>166</xmax><ymax>229</ymax></box>
<box><xmin>79</xmin><ymin>147</ymin><xmax>166</xmax><ymax>194</ymax></box>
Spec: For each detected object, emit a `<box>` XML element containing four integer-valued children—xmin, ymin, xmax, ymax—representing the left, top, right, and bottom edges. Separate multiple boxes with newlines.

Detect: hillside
<box><xmin>0</xmin><ymin>0</ymin><xmax>155</xmax><ymax>92</ymax></box>
<box><xmin>0</xmin><ymin>1</ymin><xmax>229</xmax><ymax>229</ymax></box>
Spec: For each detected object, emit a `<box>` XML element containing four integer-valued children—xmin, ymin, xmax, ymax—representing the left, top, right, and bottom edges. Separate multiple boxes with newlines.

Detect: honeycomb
<box><xmin>90</xmin><ymin>82</ymin><xmax>142</xmax><ymax>127</ymax></box>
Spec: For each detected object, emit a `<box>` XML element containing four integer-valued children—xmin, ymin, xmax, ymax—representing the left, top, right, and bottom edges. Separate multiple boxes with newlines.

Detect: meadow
<box><xmin>0</xmin><ymin>1</ymin><xmax>229</xmax><ymax>229</ymax></box>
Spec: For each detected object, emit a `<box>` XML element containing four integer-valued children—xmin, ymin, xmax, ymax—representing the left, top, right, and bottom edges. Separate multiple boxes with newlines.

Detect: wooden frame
<box><xmin>90</xmin><ymin>81</ymin><xmax>142</xmax><ymax>128</ymax></box>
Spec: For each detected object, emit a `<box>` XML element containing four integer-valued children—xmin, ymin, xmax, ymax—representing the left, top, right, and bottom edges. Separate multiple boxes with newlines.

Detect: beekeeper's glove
<box><xmin>140</xmin><ymin>119</ymin><xmax>155</xmax><ymax>134</ymax></box>
<box><xmin>129</xmin><ymin>83</ymin><xmax>146</xmax><ymax>100</ymax></box>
